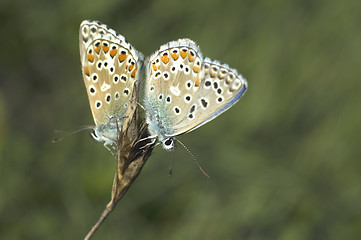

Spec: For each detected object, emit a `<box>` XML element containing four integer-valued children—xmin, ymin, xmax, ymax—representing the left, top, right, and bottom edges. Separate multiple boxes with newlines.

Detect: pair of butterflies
<box><xmin>79</xmin><ymin>20</ymin><xmax>247</xmax><ymax>152</ymax></box>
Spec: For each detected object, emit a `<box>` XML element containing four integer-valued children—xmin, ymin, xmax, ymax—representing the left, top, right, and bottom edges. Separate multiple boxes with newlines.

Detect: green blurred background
<box><xmin>1</xmin><ymin>0</ymin><xmax>361</xmax><ymax>239</ymax></box>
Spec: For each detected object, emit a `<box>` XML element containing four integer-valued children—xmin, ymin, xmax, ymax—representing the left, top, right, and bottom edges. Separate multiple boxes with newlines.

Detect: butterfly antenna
<box><xmin>176</xmin><ymin>139</ymin><xmax>210</xmax><ymax>178</ymax></box>
<box><xmin>169</xmin><ymin>151</ymin><xmax>174</xmax><ymax>178</ymax></box>
<box><xmin>52</xmin><ymin>125</ymin><xmax>94</xmax><ymax>143</ymax></box>
<box><xmin>128</xmin><ymin>98</ymin><xmax>146</xmax><ymax>112</ymax></box>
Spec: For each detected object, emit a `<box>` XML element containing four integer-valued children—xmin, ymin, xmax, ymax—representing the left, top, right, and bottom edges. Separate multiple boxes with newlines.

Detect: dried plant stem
<box><xmin>84</xmin><ymin>89</ymin><xmax>154</xmax><ymax>240</ymax></box>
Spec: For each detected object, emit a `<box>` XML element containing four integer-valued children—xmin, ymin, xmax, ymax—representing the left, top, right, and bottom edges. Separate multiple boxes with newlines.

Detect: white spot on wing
<box><xmin>170</xmin><ymin>86</ymin><xmax>180</xmax><ymax>96</ymax></box>
<box><xmin>101</xmin><ymin>83</ymin><xmax>111</xmax><ymax>92</ymax></box>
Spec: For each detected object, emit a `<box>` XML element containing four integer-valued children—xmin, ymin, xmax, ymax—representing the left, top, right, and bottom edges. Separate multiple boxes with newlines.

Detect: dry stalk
<box><xmin>84</xmin><ymin>88</ymin><xmax>154</xmax><ymax>240</ymax></box>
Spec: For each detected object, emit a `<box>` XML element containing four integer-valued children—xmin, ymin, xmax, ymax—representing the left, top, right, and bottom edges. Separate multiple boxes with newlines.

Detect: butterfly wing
<box><xmin>79</xmin><ymin>20</ymin><xmax>144</xmax><ymax>126</ymax></box>
<box><xmin>145</xmin><ymin>39</ymin><xmax>247</xmax><ymax>138</ymax></box>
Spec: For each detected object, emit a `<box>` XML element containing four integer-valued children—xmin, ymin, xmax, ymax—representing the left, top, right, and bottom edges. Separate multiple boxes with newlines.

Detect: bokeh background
<box><xmin>1</xmin><ymin>0</ymin><xmax>361</xmax><ymax>239</ymax></box>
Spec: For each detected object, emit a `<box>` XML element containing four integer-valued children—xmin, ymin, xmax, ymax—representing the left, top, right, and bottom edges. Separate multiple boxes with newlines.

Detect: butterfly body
<box><xmin>90</xmin><ymin>118</ymin><xmax>121</xmax><ymax>146</ymax></box>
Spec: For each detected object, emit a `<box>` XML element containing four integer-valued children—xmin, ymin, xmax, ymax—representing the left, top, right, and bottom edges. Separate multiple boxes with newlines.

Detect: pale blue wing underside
<box><xmin>144</xmin><ymin>39</ymin><xmax>247</xmax><ymax>140</ymax></box>
<box><xmin>79</xmin><ymin>20</ymin><xmax>144</xmax><ymax>145</ymax></box>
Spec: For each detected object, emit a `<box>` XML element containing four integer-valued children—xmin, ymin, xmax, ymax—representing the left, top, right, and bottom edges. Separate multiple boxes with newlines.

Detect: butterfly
<box><xmin>144</xmin><ymin>39</ymin><xmax>248</xmax><ymax>150</ymax></box>
<box><xmin>79</xmin><ymin>20</ymin><xmax>144</xmax><ymax>152</ymax></box>
<box><xmin>79</xmin><ymin>20</ymin><xmax>248</xmax><ymax>152</ymax></box>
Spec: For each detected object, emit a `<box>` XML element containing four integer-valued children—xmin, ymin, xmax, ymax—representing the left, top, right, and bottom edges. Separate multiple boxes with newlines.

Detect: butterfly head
<box><xmin>161</xmin><ymin>137</ymin><xmax>176</xmax><ymax>151</ymax></box>
<box><xmin>90</xmin><ymin>128</ymin><xmax>101</xmax><ymax>142</ymax></box>
<box><xmin>90</xmin><ymin>125</ymin><xmax>118</xmax><ymax>147</ymax></box>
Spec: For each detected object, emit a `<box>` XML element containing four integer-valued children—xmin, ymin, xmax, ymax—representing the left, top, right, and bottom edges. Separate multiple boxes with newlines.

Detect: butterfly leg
<box><xmin>131</xmin><ymin>100</ymin><xmax>146</xmax><ymax>112</ymax></box>
<box><xmin>135</xmin><ymin>135</ymin><xmax>157</xmax><ymax>145</ymax></box>
<box><xmin>139</xmin><ymin>140</ymin><xmax>157</xmax><ymax>150</ymax></box>
<box><xmin>104</xmin><ymin>142</ymin><xmax>117</xmax><ymax>158</ymax></box>
<box><xmin>136</xmin><ymin>136</ymin><xmax>157</xmax><ymax>150</ymax></box>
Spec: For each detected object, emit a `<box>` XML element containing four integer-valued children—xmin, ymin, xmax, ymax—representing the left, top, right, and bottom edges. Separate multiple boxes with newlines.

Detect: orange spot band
<box><xmin>84</xmin><ymin>66</ymin><xmax>90</xmax><ymax>76</ymax></box>
<box><xmin>193</xmin><ymin>65</ymin><xmax>200</xmax><ymax>73</ymax></box>
<box><xmin>129</xmin><ymin>64</ymin><xmax>134</xmax><ymax>71</ymax></box>
<box><xmin>171</xmin><ymin>52</ymin><xmax>179</xmax><ymax>60</ymax></box>
<box><xmin>118</xmin><ymin>53</ymin><xmax>127</xmax><ymax>62</ymax></box>
<box><xmin>102</xmin><ymin>45</ymin><xmax>109</xmax><ymax>53</ymax></box>
<box><xmin>161</xmin><ymin>55</ymin><xmax>169</xmax><ymax>64</ymax></box>
<box><xmin>131</xmin><ymin>69</ymin><xmax>136</xmax><ymax>78</ymax></box>
<box><xmin>195</xmin><ymin>76</ymin><xmax>201</xmax><ymax>86</ymax></box>
<box><xmin>188</xmin><ymin>53</ymin><xmax>195</xmax><ymax>62</ymax></box>
<box><xmin>87</xmin><ymin>54</ymin><xmax>94</xmax><ymax>62</ymax></box>
<box><xmin>180</xmin><ymin>50</ymin><xmax>187</xmax><ymax>59</ymax></box>
<box><xmin>110</xmin><ymin>49</ymin><xmax>118</xmax><ymax>58</ymax></box>
<box><xmin>152</xmin><ymin>63</ymin><xmax>157</xmax><ymax>71</ymax></box>
<box><xmin>94</xmin><ymin>46</ymin><xmax>101</xmax><ymax>54</ymax></box>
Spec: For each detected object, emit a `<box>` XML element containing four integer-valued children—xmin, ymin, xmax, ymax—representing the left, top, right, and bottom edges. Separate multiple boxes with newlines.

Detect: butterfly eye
<box><xmin>162</xmin><ymin>138</ymin><xmax>175</xmax><ymax>151</ymax></box>
<box><xmin>165</xmin><ymin>138</ymin><xmax>172</xmax><ymax>145</ymax></box>
<box><xmin>90</xmin><ymin>129</ymin><xmax>100</xmax><ymax>142</ymax></box>
<box><xmin>91</xmin><ymin>129</ymin><xmax>97</xmax><ymax>137</ymax></box>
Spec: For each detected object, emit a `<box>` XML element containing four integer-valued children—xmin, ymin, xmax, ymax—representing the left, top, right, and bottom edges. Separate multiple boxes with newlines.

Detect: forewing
<box><xmin>145</xmin><ymin>39</ymin><xmax>247</xmax><ymax>137</ymax></box>
<box><xmin>79</xmin><ymin>20</ymin><xmax>144</xmax><ymax>126</ymax></box>
<box><xmin>145</xmin><ymin>39</ymin><xmax>204</xmax><ymax>136</ymax></box>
